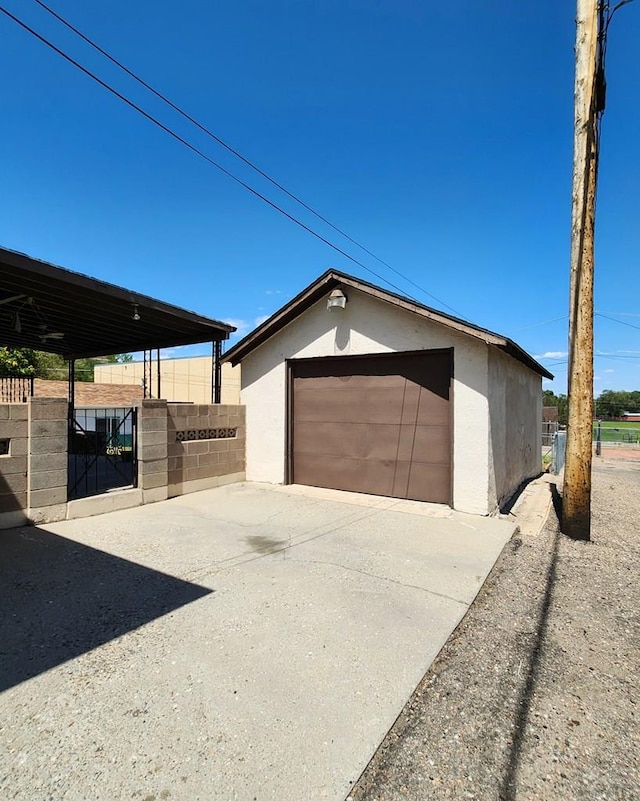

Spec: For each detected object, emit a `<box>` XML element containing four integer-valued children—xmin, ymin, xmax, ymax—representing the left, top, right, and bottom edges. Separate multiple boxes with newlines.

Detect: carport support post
<box><xmin>67</xmin><ymin>358</ymin><xmax>75</xmax><ymax>490</ymax></box>
<box><xmin>143</xmin><ymin>350</ymin><xmax>147</xmax><ymax>398</ymax></box>
<box><xmin>214</xmin><ymin>340</ymin><xmax>222</xmax><ymax>404</ymax></box>
<box><xmin>67</xmin><ymin>358</ymin><xmax>75</xmax><ymax>412</ymax></box>
<box><xmin>211</xmin><ymin>339</ymin><xmax>216</xmax><ymax>403</ymax></box>
<box><xmin>156</xmin><ymin>348</ymin><xmax>161</xmax><ymax>400</ymax></box>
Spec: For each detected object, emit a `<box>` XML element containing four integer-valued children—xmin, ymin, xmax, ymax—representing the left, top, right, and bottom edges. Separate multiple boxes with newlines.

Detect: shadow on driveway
<box><xmin>0</xmin><ymin>526</ymin><xmax>212</xmax><ymax>692</ymax></box>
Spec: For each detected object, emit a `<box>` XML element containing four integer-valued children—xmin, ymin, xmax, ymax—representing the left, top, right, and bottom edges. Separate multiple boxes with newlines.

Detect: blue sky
<box><xmin>1</xmin><ymin>0</ymin><xmax>638</xmax><ymax>394</ymax></box>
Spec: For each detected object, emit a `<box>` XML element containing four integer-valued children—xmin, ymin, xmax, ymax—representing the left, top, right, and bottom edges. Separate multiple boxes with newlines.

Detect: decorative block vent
<box><xmin>175</xmin><ymin>428</ymin><xmax>237</xmax><ymax>442</ymax></box>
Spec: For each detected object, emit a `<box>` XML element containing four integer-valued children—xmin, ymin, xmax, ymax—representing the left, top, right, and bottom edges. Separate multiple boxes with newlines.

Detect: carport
<box><xmin>0</xmin><ymin>246</ymin><xmax>235</xmax><ymax>511</ymax></box>
<box><xmin>0</xmin><ymin>245</ymin><xmax>234</xmax><ymax>400</ymax></box>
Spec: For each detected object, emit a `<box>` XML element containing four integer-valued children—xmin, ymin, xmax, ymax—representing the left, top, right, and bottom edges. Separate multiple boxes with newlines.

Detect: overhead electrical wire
<box><xmin>31</xmin><ymin>0</ymin><xmax>459</xmax><ymax>316</ymax></box>
<box><xmin>3</xmin><ymin>2</ymin><xmax>466</xmax><ymax>319</ymax></box>
<box><xmin>595</xmin><ymin>311</ymin><xmax>640</xmax><ymax>318</ymax></box>
<box><xmin>510</xmin><ymin>314</ymin><xmax>568</xmax><ymax>332</ymax></box>
<box><xmin>596</xmin><ymin>312</ymin><xmax>640</xmax><ymax>331</ymax></box>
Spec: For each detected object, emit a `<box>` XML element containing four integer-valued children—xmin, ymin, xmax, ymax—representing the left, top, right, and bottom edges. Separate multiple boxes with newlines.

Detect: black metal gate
<box><xmin>68</xmin><ymin>406</ymin><xmax>138</xmax><ymax>500</ymax></box>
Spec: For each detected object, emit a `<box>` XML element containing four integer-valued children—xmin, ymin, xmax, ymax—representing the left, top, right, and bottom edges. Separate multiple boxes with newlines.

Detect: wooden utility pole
<box><xmin>563</xmin><ymin>0</ymin><xmax>600</xmax><ymax>540</ymax></box>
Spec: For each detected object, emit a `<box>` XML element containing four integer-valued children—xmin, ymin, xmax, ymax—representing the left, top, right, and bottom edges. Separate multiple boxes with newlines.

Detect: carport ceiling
<box><xmin>0</xmin><ymin>247</ymin><xmax>235</xmax><ymax>358</ymax></box>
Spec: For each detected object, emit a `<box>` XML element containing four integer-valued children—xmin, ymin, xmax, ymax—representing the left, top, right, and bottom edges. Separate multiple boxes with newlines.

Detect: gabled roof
<box><xmin>223</xmin><ymin>269</ymin><xmax>553</xmax><ymax>379</ymax></box>
<box><xmin>0</xmin><ymin>246</ymin><xmax>235</xmax><ymax>358</ymax></box>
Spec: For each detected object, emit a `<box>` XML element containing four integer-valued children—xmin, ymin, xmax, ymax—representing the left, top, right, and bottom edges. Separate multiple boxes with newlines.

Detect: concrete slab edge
<box><xmin>346</xmin><ymin>522</ymin><xmax>520</xmax><ymax>800</ymax></box>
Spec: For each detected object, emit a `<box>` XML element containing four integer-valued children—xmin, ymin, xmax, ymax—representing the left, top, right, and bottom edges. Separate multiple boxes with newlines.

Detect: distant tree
<box><xmin>33</xmin><ymin>351</ymin><xmax>68</xmax><ymax>380</ymax></box>
<box><xmin>0</xmin><ymin>347</ymin><xmax>37</xmax><ymax>377</ymax></box>
<box><xmin>0</xmin><ymin>348</ymin><xmax>134</xmax><ymax>382</ymax></box>
<box><xmin>595</xmin><ymin>390</ymin><xmax>640</xmax><ymax>418</ymax></box>
<box><xmin>542</xmin><ymin>389</ymin><xmax>568</xmax><ymax>425</ymax></box>
<box><xmin>34</xmin><ymin>352</ymin><xmax>134</xmax><ymax>382</ymax></box>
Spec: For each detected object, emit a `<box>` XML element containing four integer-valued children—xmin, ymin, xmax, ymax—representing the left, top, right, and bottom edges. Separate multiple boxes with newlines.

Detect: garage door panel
<box><xmin>293</xmin><ymin>453</ymin><xmax>396</xmax><ymax>497</ymax></box>
<box><xmin>294</xmin><ymin>372</ymin><xmax>413</xmax><ymax>390</ymax></box>
<box><xmin>294</xmin><ymin>422</ymin><xmax>438</xmax><ymax>462</ymax></box>
<box><xmin>394</xmin><ymin>423</ymin><xmax>451</xmax><ymax>464</ymax></box>
<box><xmin>391</xmin><ymin>460</ymin><xmax>411</xmax><ymax>497</ymax></box>
<box><xmin>294</xmin><ymin>421</ymin><xmax>367</xmax><ymax>458</ymax></box>
<box><xmin>290</xmin><ymin>351</ymin><xmax>452</xmax><ymax>505</ymax></box>
<box><xmin>295</xmin><ymin>388</ymin><xmax>409</xmax><ymax>425</ymax></box>
<box><xmin>398</xmin><ymin>384</ymin><xmax>421</xmax><ymax>423</ymax></box>
<box><xmin>406</xmin><ymin>463</ymin><xmax>452</xmax><ymax>505</ymax></box>
<box><xmin>294</xmin><ymin>353</ymin><xmax>450</xmax><ymax>397</ymax></box>
<box><xmin>415</xmin><ymin>390</ymin><xmax>450</xmax><ymax>426</ymax></box>
<box><xmin>410</xmin><ymin>425</ymin><xmax>451</xmax><ymax>464</ymax></box>
<box><xmin>395</xmin><ymin>424</ymin><xmax>417</xmax><ymax>462</ymax></box>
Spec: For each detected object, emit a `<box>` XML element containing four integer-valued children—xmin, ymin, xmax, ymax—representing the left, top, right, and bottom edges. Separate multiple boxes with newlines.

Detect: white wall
<box><xmin>487</xmin><ymin>348</ymin><xmax>542</xmax><ymax>511</ymax></box>
<box><xmin>241</xmin><ymin>289</ymin><xmax>493</xmax><ymax>515</ymax></box>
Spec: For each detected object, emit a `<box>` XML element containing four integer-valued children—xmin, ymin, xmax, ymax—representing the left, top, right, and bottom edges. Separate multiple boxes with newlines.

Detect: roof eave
<box><xmin>223</xmin><ymin>268</ymin><xmax>552</xmax><ymax>379</ymax></box>
<box><xmin>499</xmin><ymin>341</ymin><xmax>554</xmax><ymax>380</ymax></box>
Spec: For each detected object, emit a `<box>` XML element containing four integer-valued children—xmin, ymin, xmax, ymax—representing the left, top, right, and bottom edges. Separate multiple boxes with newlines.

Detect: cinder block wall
<box><xmin>0</xmin><ymin>403</ymin><xmax>29</xmax><ymax>528</ymax></box>
<box><xmin>28</xmin><ymin>398</ymin><xmax>68</xmax><ymax>524</ymax></box>
<box><xmin>167</xmin><ymin>404</ymin><xmax>245</xmax><ymax>497</ymax></box>
<box><xmin>137</xmin><ymin>399</ymin><xmax>169</xmax><ymax>504</ymax></box>
<box><xmin>0</xmin><ymin>398</ymin><xmax>246</xmax><ymax>528</ymax></box>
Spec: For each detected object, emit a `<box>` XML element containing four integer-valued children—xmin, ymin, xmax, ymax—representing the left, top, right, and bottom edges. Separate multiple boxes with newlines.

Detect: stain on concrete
<box><xmin>244</xmin><ymin>535</ymin><xmax>287</xmax><ymax>554</ymax></box>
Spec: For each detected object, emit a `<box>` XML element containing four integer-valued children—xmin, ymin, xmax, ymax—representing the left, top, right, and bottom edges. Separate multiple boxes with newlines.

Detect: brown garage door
<box><xmin>290</xmin><ymin>350</ymin><xmax>452</xmax><ymax>504</ymax></box>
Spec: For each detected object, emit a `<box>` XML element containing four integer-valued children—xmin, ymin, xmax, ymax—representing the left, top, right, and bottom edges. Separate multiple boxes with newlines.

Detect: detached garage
<box><xmin>224</xmin><ymin>270</ymin><xmax>552</xmax><ymax>516</ymax></box>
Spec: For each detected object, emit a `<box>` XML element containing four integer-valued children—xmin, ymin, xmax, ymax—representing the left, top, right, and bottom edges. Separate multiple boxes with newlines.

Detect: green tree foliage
<box><xmin>595</xmin><ymin>390</ymin><xmax>640</xmax><ymax>419</ymax></box>
<box><xmin>543</xmin><ymin>388</ymin><xmax>640</xmax><ymax>422</ymax></box>
<box><xmin>542</xmin><ymin>389</ymin><xmax>568</xmax><ymax>425</ymax></box>
<box><xmin>0</xmin><ymin>347</ymin><xmax>37</xmax><ymax>376</ymax></box>
<box><xmin>0</xmin><ymin>348</ymin><xmax>133</xmax><ymax>382</ymax></box>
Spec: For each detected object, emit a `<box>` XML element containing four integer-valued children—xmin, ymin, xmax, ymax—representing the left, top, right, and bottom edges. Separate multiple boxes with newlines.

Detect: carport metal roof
<box><xmin>0</xmin><ymin>246</ymin><xmax>235</xmax><ymax>358</ymax></box>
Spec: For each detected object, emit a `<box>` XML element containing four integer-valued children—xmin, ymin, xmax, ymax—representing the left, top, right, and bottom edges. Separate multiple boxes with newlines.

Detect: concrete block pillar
<box><xmin>28</xmin><ymin>397</ymin><xmax>69</xmax><ymax>524</ymax></box>
<box><xmin>0</xmin><ymin>403</ymin><xmax>29</xmax><ymax>529</ymax></box>
<box><xmin>138</xmin><ymin>399</ymin><xmax>169</xmax><ymax>503</ymax></box>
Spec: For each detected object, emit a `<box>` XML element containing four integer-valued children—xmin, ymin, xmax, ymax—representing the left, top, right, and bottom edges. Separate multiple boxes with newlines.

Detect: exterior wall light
<box><xmin>327</xmin><ymin>288</ymin><xmax>347</xmax><ymax>311</ymax></box>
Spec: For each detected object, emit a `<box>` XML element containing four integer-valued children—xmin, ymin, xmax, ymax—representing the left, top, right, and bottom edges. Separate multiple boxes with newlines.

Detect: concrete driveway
<box><xmin>0</xmin><ymin>482</ymin><xmax>515</xmax><ymax>801</ymax></box>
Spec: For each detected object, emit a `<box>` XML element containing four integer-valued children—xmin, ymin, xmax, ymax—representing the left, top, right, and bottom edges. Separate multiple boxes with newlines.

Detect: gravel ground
<box><xmin>349</xmin><ymin>457</ymin><xmax>639</xmax><ymax>801</ymax></box>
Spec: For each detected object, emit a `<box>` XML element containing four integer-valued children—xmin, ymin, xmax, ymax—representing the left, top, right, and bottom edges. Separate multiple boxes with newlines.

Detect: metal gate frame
<box><xmin>68</xmin><ymin>406</ymin><xmax>138</xmax><ymax>500</ymax></box>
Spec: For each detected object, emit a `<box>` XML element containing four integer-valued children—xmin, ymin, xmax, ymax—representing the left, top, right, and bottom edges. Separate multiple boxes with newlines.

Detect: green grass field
<box><xmin>594</xmin><ymin>420</ymin><xmax>640</xmax><ymax>443</ymax></box>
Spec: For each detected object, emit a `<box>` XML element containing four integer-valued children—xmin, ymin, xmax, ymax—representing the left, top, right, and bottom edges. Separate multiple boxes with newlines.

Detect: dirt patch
<box><xmin>598</xmin><ymin>447</ymin><xmax>640</xmax><ymax>461</ymax></box>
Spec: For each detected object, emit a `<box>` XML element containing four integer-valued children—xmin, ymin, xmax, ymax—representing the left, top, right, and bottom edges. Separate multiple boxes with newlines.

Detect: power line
<box><xmin>595</xmin><ymin>310</ymin><xmax>640</xmax><ymax>318</ymax></box>
<box><xmin>510</xmin><ymin>315</ymin><xmax>568</xmax><ymax>332</ymax></box>
<box><xmin>596</xmin><ymin>312</ymin><xmax>640</xmax><ymax>331</ymax></box>
<box><xmin>7</xmin><ymin>3</ymin><xmax>466</xmax><ymax>319</ymax></box>
<box><xmin>31</xmin><ymin>0</ymin><xmax>463</xmax><ymax>316</ymax></box>
<box><xmin>595</xmin><ymin>352</ymin><xmax>640</xmax><ymax>361</ymax></box>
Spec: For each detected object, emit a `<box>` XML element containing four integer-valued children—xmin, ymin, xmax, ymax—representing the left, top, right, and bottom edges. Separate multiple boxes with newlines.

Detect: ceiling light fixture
<box><xmin>132</xmin><ymin>304</ymin><xmax>141</xmax><ymax>321</ymax></box>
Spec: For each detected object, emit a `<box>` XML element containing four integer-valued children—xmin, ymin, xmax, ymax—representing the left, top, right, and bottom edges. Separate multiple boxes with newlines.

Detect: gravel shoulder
<box><xmin>348</xmin><ymin>458</ymin><xmax>640</xmax><ymax>801</ymax></box>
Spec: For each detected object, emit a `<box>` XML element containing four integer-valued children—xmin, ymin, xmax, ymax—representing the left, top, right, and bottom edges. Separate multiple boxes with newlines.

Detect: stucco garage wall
<box><xmin>488</xmin><ymin>348</ymin><xmax>542</xmax><ymax>511</ymax></box>
<box><xmin>240</xmin><ymin>289</ymin><xmax>492</xmax><ymax>515</ymax></box>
